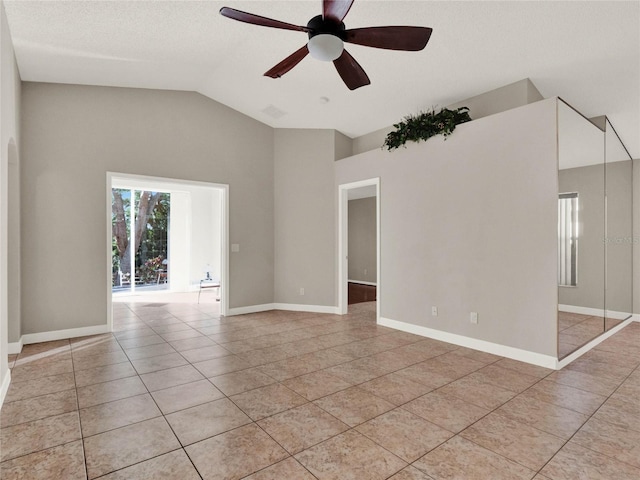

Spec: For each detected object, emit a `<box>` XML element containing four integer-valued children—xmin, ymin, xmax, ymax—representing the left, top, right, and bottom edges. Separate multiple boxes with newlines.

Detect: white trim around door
<box><xmin>338</xmin><ymin>178</ymin><xmax>381</xmax><ymax>322</ymax></box>
<box><xmin>106</xmin><ymin>172</ymin><xmax>230</xmax><ymax>331</ymax></box>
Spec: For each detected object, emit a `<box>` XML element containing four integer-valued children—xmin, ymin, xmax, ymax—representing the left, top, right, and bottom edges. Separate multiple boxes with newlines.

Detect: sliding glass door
<box><xmin>112</xmin><ymin>188</ymin><xmax>170</xmax><ymax>294</ymax></box>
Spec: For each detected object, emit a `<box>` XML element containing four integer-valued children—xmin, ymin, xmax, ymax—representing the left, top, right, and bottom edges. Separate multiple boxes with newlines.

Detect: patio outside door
<box><xmin>111</xmin><ymin>188</ymin><xmax>170</xmax><ymax>294</ymax></box>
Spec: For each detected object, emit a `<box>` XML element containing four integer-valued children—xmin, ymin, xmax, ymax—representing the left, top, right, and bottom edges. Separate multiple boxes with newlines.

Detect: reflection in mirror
<box><xmin>604</xmin><ymin>118</ymin><xmax>633</xmax><ymax>329</ymax></box>
<box><xmin>557</xmin><ymin>100</ymin><xmax>605</xmax><ymax>358</ymax></box>
<box><xmin>558</xmin><ymin>193</ymin><xmax>578</xmax><ymax>287</ymax></box>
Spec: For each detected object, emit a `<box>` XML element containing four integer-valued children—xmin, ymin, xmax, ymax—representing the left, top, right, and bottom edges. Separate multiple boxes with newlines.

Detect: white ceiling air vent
<box><xmin>261</xmin><ymin>104</ymin><xmax>287</xmax><ymax>119</ymax></box>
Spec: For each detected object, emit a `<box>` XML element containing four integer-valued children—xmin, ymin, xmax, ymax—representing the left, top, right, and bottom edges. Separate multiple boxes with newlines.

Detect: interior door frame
<box><xmin>106</xmin><ymin>172</ymin><xmax>229</xmax><ymax>331</ymax></box>
<box><xmin>338</xmin><ymin>177</ymin><xmax>380</xmax><ymax>321</ymax></box>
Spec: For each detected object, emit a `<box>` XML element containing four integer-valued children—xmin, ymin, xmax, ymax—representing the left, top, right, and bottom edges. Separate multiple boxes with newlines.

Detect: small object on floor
<box><xmin>198</xmin><ymin>278</ymin><xmax>221</xmax><ymax>304</ymax></box>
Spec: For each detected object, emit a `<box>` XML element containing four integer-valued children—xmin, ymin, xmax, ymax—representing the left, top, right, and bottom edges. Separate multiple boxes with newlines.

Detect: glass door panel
<box><xmin>112</xmin><ymin>189</ymin><xmax>170</xmax><ymax>294</ymax></box>
<box><xmin>134</xmin><ymin>191</ymin><xmax>170</xmax><ymax>292</ymax></box>
<box><xmin>112</xmin><ymin>188</ymin><xmax>133</xmax><ymax>293</ymax></box>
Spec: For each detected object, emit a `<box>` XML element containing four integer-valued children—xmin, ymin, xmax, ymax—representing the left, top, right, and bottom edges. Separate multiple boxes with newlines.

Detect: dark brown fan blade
<box><xmin>220</xmin><ymin>7</ymin><xmax>310</xmax><ymax>32</ymax></box>
<box><xmin>323</xmin><ymin>0</ymin><xmax>355</xmax><ymax>23</ymax></box>
<box><xmin>264</xmin><ymin>45</ymin><xmax>309</xmax><ymax>78</ymax></box>
<box><xmin>345</xmin><ymin>26</ymin><xmax>433</xmax><ymax>51</ymax></box>
<box><xmin>333</xmin><ymin>49</ymin><xmax>370</xmax><ymax>90</ymax></box>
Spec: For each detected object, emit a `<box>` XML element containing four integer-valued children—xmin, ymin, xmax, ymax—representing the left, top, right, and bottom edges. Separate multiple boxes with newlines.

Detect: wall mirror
<box><xmin>557</xmin><ymin>100</ymin><xmax>606</xmax><ymax>358</ymax></box>
<box><xmin>557</xmin><ymin>101</ymin><xmax>634</xmax><ymax>358</ymax></box>
<box><xmin>604</xmin><ymin>118</ymin><xmax>633</xmax><ymax>329</ymax></box>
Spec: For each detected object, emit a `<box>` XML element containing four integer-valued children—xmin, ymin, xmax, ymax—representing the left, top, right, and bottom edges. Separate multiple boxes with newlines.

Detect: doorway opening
<box><xmin>107</xmin><ymin>173</ymin><xmax>228</xmax><ymax>327</ymax></box>
<box><xmin>338</xmin><ymin>178</ymin><xmax>380</xmax><ymax>320</ymax></box>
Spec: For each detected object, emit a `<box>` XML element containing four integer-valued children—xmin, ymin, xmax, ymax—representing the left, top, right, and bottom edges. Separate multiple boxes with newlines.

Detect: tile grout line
<box><xmin>70</xmin><ymin>337</ymin><xmax>91</xmax><ymax>480</ymax></box>
<box><xmin>93</xmin><ymin>304</ymin><xmax>206</xmax><ymax>480</ymax></box>
<box><xmin>148</xmin><ymin>307</ymin><xmax>405</xmax><ymax>477</ymax></box>
<box><xmin>534</xmin><ymin>360</ymin><xmax>640</xmax><ymax>475</ymax></box>
<box><xmin>101</xmin><ymin>316</ymin><xmax>484</xmax><ymax>475</ymax></box>
<box><xmin>3</xmin><ymin>306</ymin><xmax>639</xmax><ymax>478</ymax></box>
<box><xmin>346</xmin><ymin>351</ymin><xmax>634</xmax><ymax>476</ymax></box>
<box><xmin>92</xmin><ymin>309</ymin><xmax>201</xmax><ymax>480</ymax></box>
<box><xmin>133</xmin><ymin>349</ymin><xmax>205</xmax><ymax>480</ymax></box>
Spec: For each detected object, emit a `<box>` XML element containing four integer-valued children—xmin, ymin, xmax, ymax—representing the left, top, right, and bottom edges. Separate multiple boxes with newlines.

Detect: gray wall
<box><xmin>348</xmin><ymin>197</ymin><xmax>376</xmax><ymax>283</ymax></box>
<box><xmin>7</xmin><ymin>35</ymin><xmax>20</xmax><ymax>342</ymax></box>
<box><xmin>447</xmin><ymin>78</ymin><xmax>543</xmax><ymax>122</ymax></box>
<box><xmin>605</xmin><ymin>160</ymin><xmax>633</xmax><ymax>315</ymax></box>
<box><xmin>634</xmin><ymin>159</ymin><xmax>640</xmax><ymax>315</ymax></box>
<box><xmin>274</xmin><ymin>129</ymin><xmax>336</xmax><ymax>306</ymax></box>
<box><xmin>187</xmin><ymin>186</ymin><xmax>222</xmax><ymax>287</ymax></box>
<box><xmin>558</xmin><ymin>164</ymin><xmax>606</xmax><ymax>311</ymax></box>
<box><xmin>336</xmin><ymin>98</ymin><xmax>559</xmax><ymax>356</ymax></box>
<box><xmin>7</xmin><ymin>130</ymin><xmax>19</xmax><ymax>342</ymax></box>
<box><xmin>334</xmin><ymin>131</ymin><xmax>353</xmax><ymax>161</ymax></box>
<box><xmin>1</xmin><ymin>0</ymin><xmax>21</xmax><ymax>396</ymax></box>
<box><xmin>20</xmin><ymin>83</ymin><xmax>275</xmax><ymax>334</ymax></box>
<box><xmin>351</xmin><ymin>78</ymin><xmax>544</xmax><ymax>155</ymax></box>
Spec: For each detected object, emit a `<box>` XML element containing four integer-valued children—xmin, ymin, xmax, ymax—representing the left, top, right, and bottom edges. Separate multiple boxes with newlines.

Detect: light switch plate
<box><xmin>231</xmin><ymin>244</ymin><xmax>240</xmax><ymax>252</ymax></box>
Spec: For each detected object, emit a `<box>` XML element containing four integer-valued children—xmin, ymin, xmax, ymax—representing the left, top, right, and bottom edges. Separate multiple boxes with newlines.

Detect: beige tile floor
<box><xmin>1</xmin><ymin>301</ymin><xmax>639</xmax><ymax>479</ymax></box>
<box><xmin>558</xmin><ymin>311</ymin><xmax>625</xmax><ymax>358</ymax></box>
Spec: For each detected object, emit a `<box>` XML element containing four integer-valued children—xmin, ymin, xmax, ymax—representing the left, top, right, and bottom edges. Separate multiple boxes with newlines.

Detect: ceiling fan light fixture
<box><xmin>220</xmin><ymin>2</ymin><xmax>433</xmax><ymax>89</ymax></box>
<box><xmin>308</xmin><ymin>34</ymin><xmax>343</xmax><ymax>61</ymax></box>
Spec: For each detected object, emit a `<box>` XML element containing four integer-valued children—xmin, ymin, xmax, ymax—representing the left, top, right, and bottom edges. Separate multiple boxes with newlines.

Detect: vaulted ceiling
<box><xmin>4</xmin><ymin>0</ymin><xmax>639</xmax><ymax>156</ymax></box>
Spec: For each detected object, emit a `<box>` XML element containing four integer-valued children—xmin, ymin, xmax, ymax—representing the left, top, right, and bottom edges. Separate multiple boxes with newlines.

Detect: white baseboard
<box><xmin>8</xmin><ymin>325</ymin><xmax>111</xmax><ymax>354</ymax></box>
<box><xmin>226</xmin><ymin>303</ymin><xmax>276</xmax><ymax>316</ymax></box>
<box><xmin>348</xmin><ymin>280</ymin><xmax>377</xmax><ymax>287</ymax></box>
<box><xmin>272</xmin><ymin>303</ymin><xmax>340</xmax><ymax>315</ymax></box>
<box><xmin>0</xmin><ymin>369</ymin><xmax>11</xmax><ymax>410</ymax></box>
<box><xmin>557</xmin><ymin>317</ymin><xmax>635</xmax><ymax>369</ymax></box>
<box><xmin>378</xmin><ymin>317</ymin><xmax>558</xmax><ymax>370</ymax></box>
<box><xmin>559</xmin><ymin>304</ymin><xmax>604</xmax><ymax>317</ymax></box>
<box><xmin>633</xmin><ymin>313</ymin><xmax>640</xmax><ymax>322</ymax></box>
<box><xmin>558</xmin><ymin>304</ymin><xmax>633</xmax><ymax>321</ymax></box>
<box><xmin>606</xmin><ymin>310</ymin><xmax>635</xmax><ymax>320</ymax></box>
<box><xmin>8</xmin><ymin>338</ymin><xmax>23</xmax><ymax>355</ymax></box>
<box><xmin>226</xmin><ymin>303</ymin><xmax>340</xmax><ymax>317</ymax></box>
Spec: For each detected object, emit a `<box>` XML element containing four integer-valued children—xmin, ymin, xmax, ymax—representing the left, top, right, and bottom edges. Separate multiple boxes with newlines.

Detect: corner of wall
<box><xmin>0</xmin><ymin>368</ymin><xmax>11</xmax><ymax>409</ymax></box>
<box><xmin>447</xmin><ymin>78</ymin><xmax>543</xmax><ymax>121</ymax></box>
<box><xmin>351</xmin><ymin>127</ymin><xmax>389</xmax><ymax>156</ymax></box>
<box><xmin>1</xmin><ymin>0</ymin><xmax>22</xmax><ymax>408</ymax></box>
<box><xmin>7</xmin><ymin>137</ymin><xmax>19</xmax><ymax>344</ymax></box>
<box><xmin>526</xmin><ymin>78</ymin><xmax>544</xmax><ymax>103</ymax></box>
<box><xmin>634</xmin><ymin>158</ymin><xmax>640</xmax><ymax>314</ymax></box>
<box><xmin>334</xmin><ymin>130</ymin><xmax>353</xmax><ymax>161</ymax></box>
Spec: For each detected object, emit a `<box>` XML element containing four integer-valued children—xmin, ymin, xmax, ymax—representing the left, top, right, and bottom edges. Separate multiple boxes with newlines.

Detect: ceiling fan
<box><xmin>220</xmin><ymin>0</ymin><xmax>433</xmax><ymax>90</ymax></box>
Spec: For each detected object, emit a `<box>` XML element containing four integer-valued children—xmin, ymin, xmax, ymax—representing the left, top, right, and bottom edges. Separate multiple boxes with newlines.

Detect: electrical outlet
<box><xmin>431</xmin><ymin>306</ymin><xmax>438</xmax><ymax>316</ymax></box>
<box><xmin>299</xmin><ymin>288</ymin><xmax>305</xmax><ymax>296</ymax></box>
<box><xmin>470</xmin><ymin>312</ymin><xmax>478</xmax><ymax>324</ymax></box>
<box><xmin>364</xmin><ymin>268</ymin><xmax>368</xmax><ymax>276</ymax></box>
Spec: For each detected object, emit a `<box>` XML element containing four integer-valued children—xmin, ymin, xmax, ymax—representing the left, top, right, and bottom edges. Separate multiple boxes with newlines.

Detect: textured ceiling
<box><xmin>4</xmin><ymin>0</ymin><xmax>640</xmax><ymax>156</ymax></box>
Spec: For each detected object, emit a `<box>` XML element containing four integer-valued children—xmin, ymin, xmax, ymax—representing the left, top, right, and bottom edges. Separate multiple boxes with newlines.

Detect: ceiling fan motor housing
<box><xmin>307</xmin><ymin>15</ymin><xmax>346</xmax><ymax>40</ymax></box>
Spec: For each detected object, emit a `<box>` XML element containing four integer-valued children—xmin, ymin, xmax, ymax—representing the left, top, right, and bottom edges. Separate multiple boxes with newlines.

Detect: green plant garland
<box><xmin>383</xmin><ymin>107</ymin><xmax>472</xmax><ymax>151</ymax></box>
